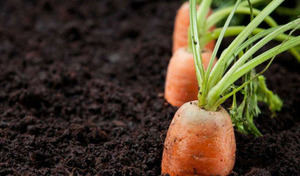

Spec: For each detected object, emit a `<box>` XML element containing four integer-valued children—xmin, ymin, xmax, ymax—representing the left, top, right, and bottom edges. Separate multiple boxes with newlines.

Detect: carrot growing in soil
<box><xmin>172</xmin><ymin>1</ymin><xmax>215</xmax><ymax>53</ymax></box>
<box><xmin>166</xmin><ymin>0</ymin><xmax>219</xmax><ymax>107</ymax></box>
<box><xmin>165</xmin><ymin>0</ymin><xmax>299</xmax><ymax>107</ymax></box>
<box><xmin>162</xmin><ymin>0</ymin><xmax>300</xmax><ymax>175</ymax></box>
<box><xmin>164</xmin><ymin>49</ymin><xmax>216</xmax><ymax>107</ymax></box>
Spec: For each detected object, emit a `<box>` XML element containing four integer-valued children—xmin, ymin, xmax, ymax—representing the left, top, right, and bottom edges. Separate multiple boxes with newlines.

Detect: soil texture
<box><xmin>0</xmin><ymin>0</ymin><xmax>299</xmax><ymax>175</ymax></box>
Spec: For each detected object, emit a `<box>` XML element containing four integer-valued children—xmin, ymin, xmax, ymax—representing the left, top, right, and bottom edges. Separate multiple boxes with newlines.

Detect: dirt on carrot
<box><xmin>161</xmin><ymin>101</ymin><xmax>236</xmax><ymax>176</ymax></box>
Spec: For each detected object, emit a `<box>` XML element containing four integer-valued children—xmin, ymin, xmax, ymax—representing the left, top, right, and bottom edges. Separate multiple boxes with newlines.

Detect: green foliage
<box><xmin>230</xmin><ymin>73</ymin><xmax>282</xmax><ymax>137</ymax></box>
<box><xmin>257</xmin><ymin>76</ymin><xmax>283</xmax><ymax>114</ymax></box>
<box><xmin>212</xmin><ymin>0</ymin><xmax>246</xmax><ymax>26</ymax></box>
<box><xmin>189</xmin><ymin>0</ymin><xmax>300</xmax><ymax>136</ymax></box>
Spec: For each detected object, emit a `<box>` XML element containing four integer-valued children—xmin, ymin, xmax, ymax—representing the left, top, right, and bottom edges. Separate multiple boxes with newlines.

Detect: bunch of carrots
<box><xmin>162</xmin><ymin>0</ymin><xmax>300</xmax><ymax>175</ymax></box>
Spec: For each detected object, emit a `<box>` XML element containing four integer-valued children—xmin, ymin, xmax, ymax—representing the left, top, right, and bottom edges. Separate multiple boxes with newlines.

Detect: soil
<box><xmin>0</xmin><ymin>0</ymin><xmax>299</xmax><ymax>176</ymax></box>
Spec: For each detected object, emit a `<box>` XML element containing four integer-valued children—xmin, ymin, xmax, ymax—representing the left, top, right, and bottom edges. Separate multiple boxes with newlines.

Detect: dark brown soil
<box><xmin>0</xmin><ymin>0</ymin><xmax>299</xmax><ymax>175</ymax></box>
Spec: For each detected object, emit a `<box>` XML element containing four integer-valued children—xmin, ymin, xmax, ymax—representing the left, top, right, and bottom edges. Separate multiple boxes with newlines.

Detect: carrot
<box><xmin>162</xmin><ymin>0</ymin><xmax>299</xmax><ymax>175</ymax></box>
<box><xmin>161</xmin><ymin>101</ymin><xmax>236</xmax><ymax>176</ymax></box>
<box><xmin>172</xmin><ymin>2</ymin><xmax>215</xmax><ymax>53</ymax></box>
<box><xmin>164</xmin><ymin>48</ymin><xmax>216</xmax><ymax>107</ymax></box>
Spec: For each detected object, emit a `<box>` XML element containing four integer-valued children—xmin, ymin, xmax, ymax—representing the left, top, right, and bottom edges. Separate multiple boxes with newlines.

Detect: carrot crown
<box><xmin>189</xmin><ymin>0</ymin><xmax>300</xmax><ymax>135</ymax></box>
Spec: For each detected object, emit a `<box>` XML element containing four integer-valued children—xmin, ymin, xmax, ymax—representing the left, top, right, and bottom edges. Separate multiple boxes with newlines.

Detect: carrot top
<box><xmin>188</xmin><ymin>0</ymin><xmax>300</xmax><ymax>61</ymax></box>
<box><xmin>189</xmin><ymin>0</ymin><xmax>300</xmax><ymax>136</ymax></box>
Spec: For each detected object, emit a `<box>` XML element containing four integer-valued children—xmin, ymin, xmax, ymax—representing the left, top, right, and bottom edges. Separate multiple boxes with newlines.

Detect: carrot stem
<box><xmin>234</xmin><ymin>37</ymin><xmax>300</xmax><ymax>80</ymax></box>
<box><xmin>197</xmin><ymin>0</ymin><xmax>212</xmax><ymax>36</ymax></box>
<box><xmin>206</xmin><ymin>7</ymin><xmax>278</xmax><ymax>29</ymax></box>
<box><xmin>201</xmin><ymin>0</ymin><xmax>241</xmax><ymax>107</ymax></box>
<box><xmin>207</xmin><ymin>0</ymin><xmax>284</xmax><ymax>98</ymax></box>
<box><xmin>190</xmin><ymin>0</ymin><xmax>205</xmax><ymax>91</ymax></box>
<box><xmin>205</xmin><ymin>26</ymin><xmax>300</xmax><ymax>61</ymax></box>
<box><xmin>208</xmin><ymin>35</ymin><xmax>300</xmax><ymax>109</ymax></box>
<box><xmin>213</xmin><ymin>19</ymin><xmax>300</xmax><ymax>96</ymax></box>
<box><xmin>207</xmin><ymin>27</ymin><xmax>295</xmax><ymax>41</ymax></box>
<box><xmin>276</xmin><ymin>6</ymin><xmax>300</xmax><ymax>16</ymax></box>
<box><xmin>240</xmin><ymin>0</ymin><xmax>264</xmax><ymax>6</ymax></box>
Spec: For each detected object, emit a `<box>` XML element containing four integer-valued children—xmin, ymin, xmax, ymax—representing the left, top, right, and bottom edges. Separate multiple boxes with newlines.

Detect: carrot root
<box><xmin>161</xmin><ymin>101</ymin><xmax>236</xmax><ymax>176</ymax></box>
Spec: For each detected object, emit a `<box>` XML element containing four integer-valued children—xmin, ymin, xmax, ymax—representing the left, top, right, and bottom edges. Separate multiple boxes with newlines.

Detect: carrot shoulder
<box><xmin>161</xmin><ymin>101</ymin><xmax>236</xmax><ymax>176</ymax></box>
<box><xmin>165</xmin><ymin>48</ymin><xmax>216</xmax><ymax>107</ymax></box>
<box><xmin>172</xmin><ymin>2</ymin><xmax>215</xmax><ymax>53</ymax></box>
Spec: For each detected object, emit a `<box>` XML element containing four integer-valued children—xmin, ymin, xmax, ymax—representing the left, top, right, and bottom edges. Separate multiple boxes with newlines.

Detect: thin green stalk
<box><xmin>214</xmin><ymin>73</ymin><xmax>258</xmax><ymax>108</ymax></box>
<box><xmin>197</xmin><ymin>0</ymin><xmax>212</xmax><ymax>36</ymax></box>
<box><xmin>225</xmin><ymin>27</ymin><xmax>279</xmax><ymax>67</ymax></box>
<box><xmin>214</xmin><ymin>19</ymin><xmax>300</xmax><ymax>95</ymax></box>
<box><xmin>208</xmin><ymin>36</ymin><xmax>300</xmax><ymax>109</ymax></box>
<box><xmin>190</xmin><ymin>0</ymin><xmax>205</xmax><ymax>91</ymax></box>
<box><xmin>240</xmin><ymin>0</ymin><xmax>264</xmax><ymax>6</ymax></box>
<box><xmin>247</xmin><ymin>0</ymin><xmax>254</xmax><ymax>22</ymax></box>
<box><xmin>290</xmin><ymin>49</ymin><xmax>300</xmax><ymax>62</ymax></box>
<box><xmin>191</xmin><ymin>0</ymin><xmax>275</xmax><ymax>52</ymax></box>
<box><xmin>192</xmin><ymin>0</ymin><xmax>263</xmax><ymax>7</ymax></box>
<box><xmin>207</xmin><ymin>7</ymin><xmax>277</xmax><ymax>29</ymax></box>
<box><xmin>188</xmin><ymin>0</ymin><xmax>212</xmax><ymax>52</ymax></box>
<box><xmin>206</xmin><ymin>22</ymin><xmax>300</xmax><ymax>109</ymax></box>
<box><xmin>207</xmin><ymin>0</ymin><xmax>284</xmax><ymax>93</ymax></box>
<box><xmin>276</xmin><ymin>7</ymin><xmax>300</xmax><ymax>16</ymax></box>
<box><xmin>205</xmin><ymin>5</ymin><xmax>300</xmax><ymax>61</ymax></box>
<box><xmin>201</xmin><ymin>0</ymin><xmax>241</xmax><ymax>106</ymax></box>
<box><xmin>231</xmin><ymin>27</ymin><xmax>278</xmax><ymax>56</ymax></box>
<box><xmin>216</xmin><ymin>53</ymin><xmax>277</xmax><ymax>110</ymax></box>
<box><xmin>190</xmin><ymin>0</ymin><xmax>210</xmax><ymax>106</ymax></box>
<box><xmin>206</xmin><ymin>26</ymin><xmax>295</xmax><ymax>41</ymax></box>
<box><xmin>205</xmin><ymin>7</ymin><xmax>242</xmax><ymax>75</ymax></box>
<box><xmin>204</xmin><ymin>26</ymin><xmax>300</xmax><ymax>61</ymax></box>
<box><xmin>234</xmin><ymin>37</ymin><xmax>300</xmax><ymax>79</ymax></box>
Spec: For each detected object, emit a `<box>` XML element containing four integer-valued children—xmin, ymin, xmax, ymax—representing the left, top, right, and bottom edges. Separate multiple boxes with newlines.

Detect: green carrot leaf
<box><xmin>257</xmin><ymin>76</ymin><xmax>283</xmax><ymax>115</ymax></box>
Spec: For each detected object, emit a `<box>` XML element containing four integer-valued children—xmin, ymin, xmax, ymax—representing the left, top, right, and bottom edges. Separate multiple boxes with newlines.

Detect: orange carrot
<box><xmin>172</xmin><ymin>2</ymin><xmax>215</xmax><ymax>53</ymax></box>
<box><xmin>161</xmin><ymin>0</ymin><xmax>296</xmax><ymax>175</ymax></box>
<box><xmin>161</xmin><ymin>101</ymin><xmax>236</xmax><ymax>176</ymax></box>
<box><xmin>164</xmin><ymin>48</ymin><xmax>216</xmax><ymax>107</ymax></box>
